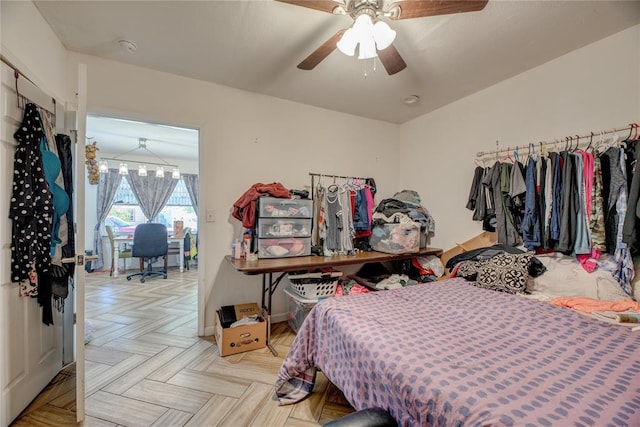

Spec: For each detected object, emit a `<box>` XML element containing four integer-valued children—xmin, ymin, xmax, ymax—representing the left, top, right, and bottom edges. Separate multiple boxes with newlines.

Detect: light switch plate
<box><xmin>206</xmin><ymin>209</ymin><xmax>216</xmax><ymax>222</ymax></box>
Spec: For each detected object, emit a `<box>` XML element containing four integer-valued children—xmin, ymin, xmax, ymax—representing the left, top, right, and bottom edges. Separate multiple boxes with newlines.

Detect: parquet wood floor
<box><xmin>11</xmin><ymin>266</ymin><xmax>354</xmax><ymax>426</ymax></box>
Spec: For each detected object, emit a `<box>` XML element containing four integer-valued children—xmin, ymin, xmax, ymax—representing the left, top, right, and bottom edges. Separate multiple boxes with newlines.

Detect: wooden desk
<box><xmin>113</xmin><ymin>236</ymin><xmax>184</xmax><ymax>278</ymax></box>
<box><xmin>225</xmin><ymin>247</ymin><xmax>443</xmax><ymax>355</ymax></box>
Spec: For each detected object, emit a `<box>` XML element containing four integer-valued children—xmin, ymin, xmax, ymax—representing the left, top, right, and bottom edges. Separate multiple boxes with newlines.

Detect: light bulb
<box><xmin>156</xmin><ymin>166</ymin><xmax>165</xmax><ymax>178</ymax></box>
<box><xmin>358</xmin><ymin>36</ymin><xmax>377</xmax><ymax>59</ymax></box>
<box><xmin>373</xmin><ymin>21</ymin><xmax>396</xmax><ymax>50</ymax></box>
<box><xmin>352</xmin><ymin>14</ymin><xmax>373</xmax><ymax>39</ymax></box>
<box><xmin>172</xmin><ymin>167</ymin><xmax>180</xmax><ymax>179</ymax></box>
<box><xmin>138</xmin><ymin>164</ymin><xmax>147</xmax><ymax>176</ymax></box>
<box><xmin>98</xmin><ymin>160</ymin><xmax>108</xmax><ymax>173</ymax></box>
<box><xmin>337</xmin><ymin>28</ymin><xmax>357</xmax><ymax>56</ymax></box>
<box><xmin>118</xmin><ymin>163</ymin><xmax>128</xmax><ymax>175</ymax></box>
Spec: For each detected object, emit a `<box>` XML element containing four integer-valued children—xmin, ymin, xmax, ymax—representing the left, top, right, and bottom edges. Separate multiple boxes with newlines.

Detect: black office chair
<box><xmin>126</xmin><ymin>223</ymin><xmax>168</xmax><ymax>283</ymax></box>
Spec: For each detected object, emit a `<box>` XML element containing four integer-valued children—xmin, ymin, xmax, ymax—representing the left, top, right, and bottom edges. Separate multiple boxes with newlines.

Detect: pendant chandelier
<box><xmin>98</xmin><ymin>137</ymin><xmax>180</xmax><ymax>179</ymax></box>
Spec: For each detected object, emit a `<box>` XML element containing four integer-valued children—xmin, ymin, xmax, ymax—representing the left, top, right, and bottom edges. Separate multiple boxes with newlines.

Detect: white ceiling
<box><xmin>86</xmin><ymin>115</ymin><xmax>199</xmax><ymax>161</ymax></box>
<box><xmin>33</xmin><ymin>0</ymin><xmax>640</xmax><ymax>157</ymax></box>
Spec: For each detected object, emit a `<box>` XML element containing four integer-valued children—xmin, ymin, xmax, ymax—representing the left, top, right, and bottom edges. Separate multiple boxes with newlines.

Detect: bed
<box><xmin>275</xmin><ymin>278</ymin><xmax>640</xmax><ymax>426</ymax></box>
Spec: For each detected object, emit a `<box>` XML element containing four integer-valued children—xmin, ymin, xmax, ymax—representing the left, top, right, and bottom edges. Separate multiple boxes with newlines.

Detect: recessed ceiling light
<box><xmin>402</xmin><ymin>95</ymin><xmax>420</xmax><ymax>106</ymax></box>
<box><xmin>118</xmin><ymin>39</ymin><xmax>137</xmax><ymax>54</ymax></box>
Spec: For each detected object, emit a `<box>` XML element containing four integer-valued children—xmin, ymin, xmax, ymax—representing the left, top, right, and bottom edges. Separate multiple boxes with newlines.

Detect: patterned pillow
<box><xmin>475</xmin><ymin>253</ymin><xmax>533</xmax><ymax>294</ymax></box>
<box><xmin>455</xmin><ymin>261</ymin><xmax>480</xmax><ymax>281</ymax></box>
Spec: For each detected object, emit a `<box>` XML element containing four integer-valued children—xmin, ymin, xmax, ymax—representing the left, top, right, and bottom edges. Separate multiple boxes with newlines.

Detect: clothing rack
<box><xmin>309</xmin><ymin>172</ymin><xmax>371</xmax><ymax>200</ymax></box>
<box><xmin>309</xmin><ymin>172</ymin><xmax>370</xmax><ymax>181</ymax></box>
<box><xmin>1</xmin><ymin>54</ymin><xmax>57</xmax><ymax>122</ymax></box>
<box><xmin>476</xmin><ymin>123</ymin><xmax>639</xmax><ymax>159</ymax></box>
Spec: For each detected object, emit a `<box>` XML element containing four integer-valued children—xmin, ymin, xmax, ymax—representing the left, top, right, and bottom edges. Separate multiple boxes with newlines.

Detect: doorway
<box><xmin>7</xmin><ymin>111</ymin><xmax>200</xmax><ymax>425</ymax></box>
<box><xmin>81</xmin><ymin>115</ymin><xmax>201</xmax><ymax>423</ymax></box>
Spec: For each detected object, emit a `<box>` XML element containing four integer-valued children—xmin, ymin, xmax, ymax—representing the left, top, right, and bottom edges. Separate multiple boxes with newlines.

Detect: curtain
<box><xmin>126</xmin><ymin>170</ymin><xmax>178</xmax><ymax>222</ymax></box>
<box><xmin>183</xmin><ymin>173</ymin><xmax>199</xmax><ymax>212</ymax></box>
<box><xmin>94</xmin><ymin>169</ymin><xmax>123</xmax><ymax>270</ymax></box>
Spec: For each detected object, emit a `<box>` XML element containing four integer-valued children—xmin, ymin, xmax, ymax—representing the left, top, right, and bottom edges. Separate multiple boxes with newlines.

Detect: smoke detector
<box><xmin>118</xmin><ymin>39</ymin><xmax>137</xmax><ymax>54</ymax></box>
<box><xmin>402</xmin><ymin>95</ymin><xmax>420</xmax><ymax>106</ymax></box>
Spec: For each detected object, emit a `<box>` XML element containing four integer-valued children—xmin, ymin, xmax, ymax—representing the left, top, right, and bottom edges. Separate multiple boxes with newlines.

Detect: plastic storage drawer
<box><xmin>258</xmin><ymin>197</ymin><xmax>313</xmax><ymax>218</ymax></box>
<box><xmin>284</xmin><ymin>287</ymin><xmax>321</xmax><ymax>333</ymax></box>
<box><xmin>257</xmin><ymin>237</ymin><xmax>311</xmax><ymax>258</ymax></box>
<box><xmin>257</xmin><ymin>218</ymin><xmax>312</xmax><ymax>238</ymax></box>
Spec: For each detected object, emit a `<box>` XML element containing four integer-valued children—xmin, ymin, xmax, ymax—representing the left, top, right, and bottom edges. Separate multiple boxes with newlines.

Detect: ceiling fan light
<box><xmin>337</xmin><ymin>28</ymin><xmax>357</xmax><ymax>56</ymax></box>
<box><xmin>373</xmin><ymin>21</ymin><xmax>396</xmax><ymax>50</ymax></box>
<box><xmin>352</xmin><ymin>14</ymin><xmax>373</xmax><ymax>39</ymax></box>
<box><xmin>358</xmin><ymin>37</ymin><xmax>377</xmax><ymax>60</ymax></box>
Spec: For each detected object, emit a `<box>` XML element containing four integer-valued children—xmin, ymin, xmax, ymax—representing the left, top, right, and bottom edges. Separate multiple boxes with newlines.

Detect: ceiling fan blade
<box><xmin>387</xmin><ymin>0</ymin><xmax>488</xmax><ymax>20</ymax></box>
<box><xmin>275</xmin><ymin>0</ymin><xmax>346</xmax><ymax>14</ymax></box>
<box><xmin>377</xmin><ymin>44</ymin><xmax>407</xmax><ymax>75</ymax></box>
<box><xmin>297</xmin><ymin>28</ymin><xmax>347</xmax><ymax>70</ymax></box>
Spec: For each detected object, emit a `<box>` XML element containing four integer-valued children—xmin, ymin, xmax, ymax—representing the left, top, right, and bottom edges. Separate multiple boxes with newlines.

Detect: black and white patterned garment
<box><xmin>10</xmin><ymin>103</ymin><xmax>53</xmax><ymax>297</ymax></box>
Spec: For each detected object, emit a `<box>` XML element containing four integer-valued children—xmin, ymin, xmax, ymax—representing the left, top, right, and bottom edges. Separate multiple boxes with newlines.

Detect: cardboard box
<box><xmin>215</xmin><ymin>303</ymin><xmax>266</xmax><ymax>356</ymax></box>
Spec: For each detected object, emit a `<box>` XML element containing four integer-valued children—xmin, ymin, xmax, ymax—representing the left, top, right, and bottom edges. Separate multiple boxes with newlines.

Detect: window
<box><xmin>108</xmin><ymin>178</ymin><xmax>197</xmax><ymax>234</ymax></box>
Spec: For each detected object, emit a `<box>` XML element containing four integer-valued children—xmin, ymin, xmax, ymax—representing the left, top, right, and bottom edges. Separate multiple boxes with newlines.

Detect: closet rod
<box><xmin>309</xmin><ymin>172</ymin><xmax>369</xmax><ymax>180</ymax></box>
<box><xmin>476</xmin><ymin>124</ymin><xmax>638</xmax><ymax>157</ymax></box>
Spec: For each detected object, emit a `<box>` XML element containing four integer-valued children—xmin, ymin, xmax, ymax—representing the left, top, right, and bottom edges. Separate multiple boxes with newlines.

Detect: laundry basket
<box><xmin>287</xmin><ymin>270</ymin><xmax>342</xmax><ymax>299</ymax></box>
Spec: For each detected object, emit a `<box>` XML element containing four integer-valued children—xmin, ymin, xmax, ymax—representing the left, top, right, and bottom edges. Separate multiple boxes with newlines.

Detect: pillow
<box><xmin>474</xmin><ymin>253</ymin><xmax>533</xmax><ymax>294</ymax></box>
<box><xmin>454</xmin><ymin>261</ymin><xmax>480</xmax><ymax>281</ymax></box>
<box><xmin>526</xmin><ymin>252</ymin><xmax>630</xmax><ymax>301</ymax></box>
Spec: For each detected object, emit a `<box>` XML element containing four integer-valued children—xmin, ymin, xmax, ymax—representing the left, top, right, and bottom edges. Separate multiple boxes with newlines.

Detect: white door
<box><xmin>0</xmin><ymin>62</ymin><xmax>66</xmax><ymax>425</ymax></box>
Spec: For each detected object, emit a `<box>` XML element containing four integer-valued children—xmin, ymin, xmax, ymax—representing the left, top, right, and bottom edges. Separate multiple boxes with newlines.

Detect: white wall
<box><xmin>0</xmin><ymin>1</ymin><xmax>68</xmax><ymax>104</ymax></box>
<box><xmin>399</xmin><ymin>24</ymin><xmax>640</xmax><ymax>251</ymax></box>
<box><xmin>64</xmin><ymin>52</ymin><xmax>400</xmax><ymax>332</ymax></box>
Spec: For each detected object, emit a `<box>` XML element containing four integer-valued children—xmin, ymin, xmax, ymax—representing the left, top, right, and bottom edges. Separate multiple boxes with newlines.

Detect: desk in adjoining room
<box><xmin>112</xmin><ymin>236</ymin><xmax>185</xmax><ymax>278</ymax></box>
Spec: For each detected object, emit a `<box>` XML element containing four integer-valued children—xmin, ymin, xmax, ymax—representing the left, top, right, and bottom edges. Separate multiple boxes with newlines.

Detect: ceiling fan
<box><xmin>277</xmin><ymin>0</ymin><xmax>489</xmax><ymax>75</ymax></box>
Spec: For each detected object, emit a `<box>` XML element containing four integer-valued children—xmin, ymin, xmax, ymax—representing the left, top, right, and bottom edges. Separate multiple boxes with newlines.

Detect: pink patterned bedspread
<box><xmin>275</xmin><ymin>278</ymin><xmax>640</xmax><ymax>426</ymax></box>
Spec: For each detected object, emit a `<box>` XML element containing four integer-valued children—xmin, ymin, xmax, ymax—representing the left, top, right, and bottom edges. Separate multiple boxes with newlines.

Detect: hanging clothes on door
<box><xmin>10</xmin><ymin>103</ymin><xmax>55</xmax><ymax>324</ymax></box>
<box><xmin>50</xmin><ymin>133</ymin><xmax>75</xmax><ymax>312</ymax></box>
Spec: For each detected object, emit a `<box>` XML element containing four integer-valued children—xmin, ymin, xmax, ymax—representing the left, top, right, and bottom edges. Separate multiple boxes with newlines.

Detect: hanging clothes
<box><xmin>324</xmin><ymin>185</ymin><xmax>343</xmax><ymax>252</ymax></box>
<box><xmin>10</xmin><ymin>103</ymin><xmax>55</xmax><ymax>325</ymax></box>
<box><xmin>536</xmin><ymin>156</ymin><xmax>548</xmax><ymax>249</ymax></box>
<box><xmin>622</xmin><ymin>139</ymin><xmax>640</xmax><ymax>253</ymax></box>
<box><xmin>601</xmin><ymin>146</ymin><xmax>626</xmax><ymax>254</ymax></box>
<box><xmin>611</xmin><ymin>148</ymin><xmax>634</xmax><ymax>294</ymax></box>
<box><xmin>51</xmin><ymin>133</ymin><xmax>75</xmax><ymax>312</ymax></box>
<box><xmin>318</xmin><ymin>182</ymin><xmax>355</xmax><ymax>256</ymax></box>
<box><xmin>487</xmin><ymin>162</ymin><xmax>521</xmax><ymax>246</ymax></box>
<box><xmin>573</xmin><ymin>153</ymin><xmax>591</xmax><ymax>255</ymax></box>
<box><xmin>521</xmin><ymin>156</ymin><xmax>540</xmax><ymax>250</ymax></box>
<box><xmin>557</xmin><ymin>151</ymin><xmax>578</xmax><ymax>254</ymax></box>
<box><xmin>550</xmin><ymin>152</ymin><xmax>563</xmax><ymax>243</ymax></box>
<box><xmin>590</xmin><ymin>156</ymin><xmax>607</xmax><ymax>251</ymax></box>
<box><xmin>542</xmin><ymin>156</ymin><xmax>554</xmax><ymax>249</ymax></box>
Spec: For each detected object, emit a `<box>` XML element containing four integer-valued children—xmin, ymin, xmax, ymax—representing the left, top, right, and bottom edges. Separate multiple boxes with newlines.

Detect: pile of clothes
<box><xmin>372</xmin><ymin>190</ymin><xmax>436</xmax><ymax>247</ymax></box>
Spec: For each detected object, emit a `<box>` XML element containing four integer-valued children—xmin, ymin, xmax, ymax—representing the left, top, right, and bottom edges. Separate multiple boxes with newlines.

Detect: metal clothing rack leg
<box><xmin>261</xmin><ymin>271</ymin><xmax>287</xmax><ymax>356</ymax></box>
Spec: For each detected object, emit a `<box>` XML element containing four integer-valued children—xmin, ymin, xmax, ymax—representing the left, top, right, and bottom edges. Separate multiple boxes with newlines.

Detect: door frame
<box><xmin>74</xmin><ymin>63</ymin><xmax>87</xmax><ymax>423</ymax></box>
